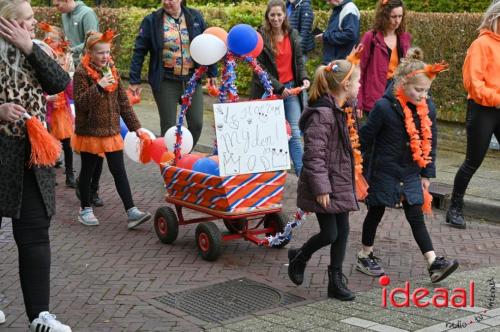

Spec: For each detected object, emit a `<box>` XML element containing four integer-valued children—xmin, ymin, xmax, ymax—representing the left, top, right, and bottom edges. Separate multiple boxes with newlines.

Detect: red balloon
<box><xmin>150</xmin><ymin>138</ymin><xmax>168</xmax><ymax>164</ymax></box>
<box><xmin>245</xmin><ymin>32</ymin><xmax>263</xmax><ymax>58</ymax></box>
<box><xmin>176</xmin><ymin>153</ymin><xmax>203</xmax><ymax>170</ymax></box>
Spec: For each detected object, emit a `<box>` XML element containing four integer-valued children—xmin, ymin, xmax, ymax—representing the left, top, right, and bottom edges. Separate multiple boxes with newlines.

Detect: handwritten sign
<box><xmin>213</xmin><ymin>99</ymin><xmax>290</xmax><ymax>176</ymax></box>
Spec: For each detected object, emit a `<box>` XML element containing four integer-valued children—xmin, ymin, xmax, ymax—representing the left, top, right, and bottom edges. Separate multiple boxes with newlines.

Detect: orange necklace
<box><xmin>345</xmin><ymin>106</ymin><xmax>368</xmax><ymax>200</ymax></box>
<box><xmin>395</xmin><ymin>87</ymin><xmax>432</xmax><ymax>168</ymax></box>
<box><xmin>81</xmin><ymin>53</ymin><xmax>119</xmax><ymax>93</ymax></box>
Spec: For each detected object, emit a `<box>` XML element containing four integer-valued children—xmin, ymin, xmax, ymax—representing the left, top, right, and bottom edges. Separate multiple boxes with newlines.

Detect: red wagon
<box><xmin>154</xmin><ymin>165</ymin><xmax>290</xmax><ymax>261</ymax></box>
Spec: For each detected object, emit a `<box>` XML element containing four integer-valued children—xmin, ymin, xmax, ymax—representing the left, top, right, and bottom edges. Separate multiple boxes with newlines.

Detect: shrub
<box><xmin>33</xmin><ymin>6</ymin><xmax>483</xmax><ymax>122</ymax></box>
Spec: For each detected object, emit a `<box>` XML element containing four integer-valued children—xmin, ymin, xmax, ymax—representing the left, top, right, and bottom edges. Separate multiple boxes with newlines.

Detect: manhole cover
<box><xmin>155</xmin><ymin>278</ymin><xmax>305</xmax><ymax>322</ymax></box>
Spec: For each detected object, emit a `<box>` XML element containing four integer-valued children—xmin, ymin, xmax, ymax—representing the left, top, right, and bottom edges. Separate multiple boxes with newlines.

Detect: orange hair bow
<box><xmin>405</xmin><ymin>61</ymin><xmax>449</xmax><ymax>80</ymax></box>
<box><xmin>86</xmin><ymin>29</ymin><xmax>117</xmax><ymax>50</ymax></box>
<box><xmin>381</xmin><ymin>0</ymin><xmax>389</xmax><ymax>5</ymax></box>
<box><xmin>38</xmin><ymin>22</ymin><xmax>53</xmax><ymax>32</ymax></box>
<box><xmin>346</xmin><ymin>44</ymin><xmax>363</xmax><ymax>65</ymax></box>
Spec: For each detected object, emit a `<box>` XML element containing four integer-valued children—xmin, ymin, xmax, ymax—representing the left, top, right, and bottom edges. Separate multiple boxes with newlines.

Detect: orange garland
<box><xmin>345</xmin><ymin>107</ymin><xmax>369</xmax><ymax>200</ymax></box>
<box><xmin>395</xmin><ymin>87</ymin><xmax>433</xmax><ymax>168</ymax></box>
<box><xmin>81</xmin><ymin>53</ymin><xmax>119</xmax><ymax>93</ymax></box>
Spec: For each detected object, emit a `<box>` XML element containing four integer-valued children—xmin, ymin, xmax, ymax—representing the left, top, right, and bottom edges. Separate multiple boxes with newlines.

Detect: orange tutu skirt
<box><xmin>50</xmin><ymin>105</ymin><xmax>74</xmax><ymax>140</ymax></box>
<box><xmin>72</xmin><ymin>134</ymin><xmax>123</xmax><ymax>157</ymax></box>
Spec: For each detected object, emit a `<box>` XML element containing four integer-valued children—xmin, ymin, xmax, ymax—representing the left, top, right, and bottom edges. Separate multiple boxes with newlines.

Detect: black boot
<box><xmin>446</xmin><ymin>193</ymin><xmax>466</xmax><ymax>229</ymax></box>
<box><xmin>91</xmin><ymin>188</ymin><xmax>104</xmax><ymax>207</ymax></box>
<box><xmin>65</xmin><ymin>169</ymin><xmax>77</xmax><ymax>188</ymax></box>
<box><xmin>328</xmin><ymin>266</ymin><xmax>355</xmax><ymax>301</ymax></box>
<box><xmin>288</xmin><ymin>248</ymin><xmax>309</xmax><ymax>285</ymax></box>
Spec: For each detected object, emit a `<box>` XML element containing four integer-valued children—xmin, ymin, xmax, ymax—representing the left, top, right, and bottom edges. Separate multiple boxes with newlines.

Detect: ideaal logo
<box><xmin>379</xmin><ymin>276</ymin><xmax>497</xmax><ymax>329</ymax></box>
<box><xmin>379</xmin><ymin>276</ymin><xmax>474</xmax><ymax>308</ymax></box>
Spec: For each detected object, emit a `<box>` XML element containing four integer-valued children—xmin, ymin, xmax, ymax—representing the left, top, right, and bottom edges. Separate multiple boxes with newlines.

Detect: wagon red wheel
<box><xmin>223</xmin><ymin>218</ymin><xmax>247</xmax><ymax>233</ymax></box>
<box><xmin>195</xmin><ymin>222</ymin><xmax>222</xmax><ymax>261</ymax></box>
<box><xmin>154</xmin><ymin>206</ymin><xmax>179</xmax><ymax>244</ymax></box>
<box><xmin>263</xmin><ymin>212</ymin><xmax>290</xmax><ymax>248</ymax></box>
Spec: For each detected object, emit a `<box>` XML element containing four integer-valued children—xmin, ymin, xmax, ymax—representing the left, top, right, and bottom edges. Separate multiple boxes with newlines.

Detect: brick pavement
<box><xmin>1</xmin><ymin>155</ymin><xmax>500</xmax><ymax>331</ymax></box>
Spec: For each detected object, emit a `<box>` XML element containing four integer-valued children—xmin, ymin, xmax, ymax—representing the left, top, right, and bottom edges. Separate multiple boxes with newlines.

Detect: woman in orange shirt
<box><xmin>446</xmin><ymin>1</ymin><xmax>500</xmax><ymax>229</ymax></box>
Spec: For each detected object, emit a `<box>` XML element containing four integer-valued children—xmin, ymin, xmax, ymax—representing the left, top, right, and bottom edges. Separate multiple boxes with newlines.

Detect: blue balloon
<box><xmin>119</xmin><ymin>117</ymin><xmax>129</xmax><ymax>139</ymax></box>
<box><xmin>227</xmin><ymin>24</ymin><xmax>258</xmax><ymax>56</ymax></box>
<box><xmin>193</xmin><ymin>157</ymin><xmax>219</xmax><ymax>176</ymax></box>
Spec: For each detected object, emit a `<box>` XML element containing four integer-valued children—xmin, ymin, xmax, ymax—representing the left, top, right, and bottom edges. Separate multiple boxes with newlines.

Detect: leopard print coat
<box><xmin>0</xmin><ymin>43</ymin><xmax>70</xmax><ymax>219</ymax></box>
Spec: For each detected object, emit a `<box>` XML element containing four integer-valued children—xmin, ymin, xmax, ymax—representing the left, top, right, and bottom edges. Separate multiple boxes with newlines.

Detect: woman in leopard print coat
<box><xmin>0</xmin><ymin>0</ymin><xmax>71</xmax><ymax>329</ymax></box>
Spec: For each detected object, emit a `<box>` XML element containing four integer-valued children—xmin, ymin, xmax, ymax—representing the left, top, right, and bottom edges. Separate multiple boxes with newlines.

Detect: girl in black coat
<box><xmin>355</xmin><ymin>49</ymin><xmax>459</xmax><ymax>283</ymax></box>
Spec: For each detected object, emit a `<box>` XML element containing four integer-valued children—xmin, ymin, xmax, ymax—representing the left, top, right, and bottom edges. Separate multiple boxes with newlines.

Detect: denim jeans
<box><xmin>283</xmin><ymin>81</ymin><xmax>304</xmax><ymax>176</ymax></box>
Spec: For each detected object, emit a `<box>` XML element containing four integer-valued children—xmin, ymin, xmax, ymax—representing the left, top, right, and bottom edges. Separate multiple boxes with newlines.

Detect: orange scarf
<box><xmin>395</xmin><ymin>87</ymin><xmax>433</xmax><ymax>168</ymax></box>
<box><xmin>345</xmin><ymin>107</ymin><xmax>369</xmax><ymax>200</ymax></box>
<box><xmin>81</xmin><ymin>54</ymin><xmax>119</xmax><ymax>93</ymax></box>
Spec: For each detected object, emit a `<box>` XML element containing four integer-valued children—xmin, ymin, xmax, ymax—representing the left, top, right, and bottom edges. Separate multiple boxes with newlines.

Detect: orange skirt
<box><xmin>50</xmin><ymin>106</ymin><xmax>74</xmax><ymax>140</ymax></box>
<box><xmin>72</xmin><ymin>134</ymin><xmax>123</xmax><ymax>157</ymax></box>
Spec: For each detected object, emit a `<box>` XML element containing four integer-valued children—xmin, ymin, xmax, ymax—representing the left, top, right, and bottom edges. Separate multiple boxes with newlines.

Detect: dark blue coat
<box><xmin>129</xmin><ymin>6</ymin><xmax>217</xmax><ymax>92</ymax></box>
<box><xmin>360</xmin><ymin>85</ymin><xmax>437</xmax><ymax>208</ymax></box>
<box><xmin>322</xmin><ymin>0</ymin><xmax>360</xmax><ymax>64</ymax></box>
<box><xmin>287</xmin><ymin>0</ymin><xmax>315</xmax><ymax>54</ymax></box>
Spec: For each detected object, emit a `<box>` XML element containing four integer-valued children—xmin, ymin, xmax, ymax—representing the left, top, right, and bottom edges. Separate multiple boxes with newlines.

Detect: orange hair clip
<box><xmin>381</xmin><ymin>0</ymin><xmax>389</xmax><ymax>5</ymax></box>
<box><xmin>405</xmin><ymin>61</ymin><xmax>449</xmax><ymax>80</ymax></box>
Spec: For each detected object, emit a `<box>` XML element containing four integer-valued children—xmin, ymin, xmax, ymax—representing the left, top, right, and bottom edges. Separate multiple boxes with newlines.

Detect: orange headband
<box><xmin>405</xmin><ymin>61</ymin><xmax>449</xmax><ymax>80</ymax></box>
<box><xmin>85</xmin><ymin>30</ymin><xmax>116</xmax><ymax>50</ymax></box>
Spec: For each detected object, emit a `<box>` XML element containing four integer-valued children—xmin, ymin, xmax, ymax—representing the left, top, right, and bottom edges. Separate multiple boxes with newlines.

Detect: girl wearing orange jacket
<box><xmin>446</xmin><ymin>0</ymin><xmax>500</xmax><ymax>229</ymax></box>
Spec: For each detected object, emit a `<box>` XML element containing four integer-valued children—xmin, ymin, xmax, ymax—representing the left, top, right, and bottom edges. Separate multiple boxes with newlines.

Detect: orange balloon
<box><xmin>204</xmin><ymin>27</ymin><xmax>228</xmax><ymax>44</ymax></box>
<box><xmin>245</xmin><ymin>31</ymin><xmax>263</xmax><ymax>58</ymax></box>
<box><xmin>160</xmin><ymin>151</ymin><xmax>175</xmax><ymax>165</ymax></box>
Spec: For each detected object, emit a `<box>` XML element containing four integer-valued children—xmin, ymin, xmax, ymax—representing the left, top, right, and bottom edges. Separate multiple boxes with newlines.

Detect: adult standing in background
<box><xmin>128</xmin><ymin>0</ymin><xmax>217</xmax><ymax>144</ymax></box>
<box><xmin>357</xmin><ymin>0</ymin><xmax>410</xmax><ymax>117</ymax></box>
<box><xmin>286</xmin><ymin>0</ymin><xmax>314</xmax><ymax>60</ymax></box>
<box><xmin>52</xmin><ymin>0</ymin><xmax>104</xmax><ymax>207</ymax></box>
<box><xmin>0</xmin><ymin>0</ymin><xmax>71</xmax><ymax>330</ymax></box>
<box><xmin>318</xmin><ymin>0</ymin><xmax>360</xmax><ymax>64</ymax></box>
<box><xmin>52</xmin><ymin>0</ymin><xmax>98</xmax><ymax>66</ymax></box>
<box><xmin>446</xmin><ymin>0</ymin><xmax>500</xmax><ymax>229</ymax></box>
<box><xmin>251</xmin><ymin>0</ymin><xmax>310</xmax><ymax>176</ymax></box>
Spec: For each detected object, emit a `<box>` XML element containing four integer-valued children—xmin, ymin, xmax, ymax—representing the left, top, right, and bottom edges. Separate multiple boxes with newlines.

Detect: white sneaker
<box><xmin>0</xmin><ymin>309</ymin><xmax>5</xmax><ymax>324</ymax></box>
<box><xmin>127</xmin><ymin>207</ymin><xmax>151</xmax><ymax>230</ymax></box>
<box><xmin>78</xmin><ymin>207</ymin><xmax>99</xmax><ymax>226</ymax></box>
<box><xmin>29</xmin><ymin>311</ymin><xmax>71</xmax><ymax>332</ymax></box>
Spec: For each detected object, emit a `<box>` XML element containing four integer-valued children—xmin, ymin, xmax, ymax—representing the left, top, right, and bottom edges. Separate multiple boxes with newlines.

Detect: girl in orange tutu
<box><xmin>39</xmin><ymin>22</ymin><xmax>76</xmax><ymax>187</ymax></box>
<box><xmin>72</xmin><ymin>30</ymin><xmax>151</xmax><ymax>228</ymax></box>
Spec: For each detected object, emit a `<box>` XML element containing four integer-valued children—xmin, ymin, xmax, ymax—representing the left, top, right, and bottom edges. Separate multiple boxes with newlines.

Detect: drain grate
<box><xmin>155</xmin><ymin>278</ymin><xmax>305</xmax><ymax>323</ymax></box>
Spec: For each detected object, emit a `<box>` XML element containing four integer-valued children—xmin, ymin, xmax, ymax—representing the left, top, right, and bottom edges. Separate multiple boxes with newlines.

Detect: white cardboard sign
<box><xmin>213</xmin><ymin>99</ymin><xmax>290</xmax><ymax>176</ymax></box>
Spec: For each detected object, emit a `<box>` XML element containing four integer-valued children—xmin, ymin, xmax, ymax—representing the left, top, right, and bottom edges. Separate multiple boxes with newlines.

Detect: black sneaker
<box><xmin>356</xmin><ymin>252</ymin><xmax>385</xmax><ymax>277</ymax></box>
<box><xmin>428</xmin><ymin>256</ymin><xmax>459</xmax><ymax>283</ymax></box>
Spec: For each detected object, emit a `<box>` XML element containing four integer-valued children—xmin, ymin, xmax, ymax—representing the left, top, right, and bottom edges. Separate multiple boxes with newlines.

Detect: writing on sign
<box><xmin>213</xmin><ymin>99</ymin><xmax>290</xmax><ymax>176</ymax></box>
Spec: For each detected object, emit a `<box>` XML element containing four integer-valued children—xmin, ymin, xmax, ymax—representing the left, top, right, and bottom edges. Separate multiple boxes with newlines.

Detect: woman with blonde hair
<box><xmin>0</xmin><ymin>0</ymin><xmax>71</xmax><ymax>330</ymax></box>
<box><xmin>446</xmin><ymin>0</ymin><xmax>500</xmax><ymax>229</ymax></box>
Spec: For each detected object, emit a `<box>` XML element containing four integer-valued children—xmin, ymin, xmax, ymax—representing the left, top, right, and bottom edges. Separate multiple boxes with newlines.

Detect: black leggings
<box><xmin>61</xmin><ymin>138</ymin><xmax>73</xmax><ymax>172</ymax></box>
<box><xmin>452</xmin><ymin>101</ymin><xmax>500</xmax><ymax>196</ymax></box>
<box><xmin>12</xmin><ymin>168</ymin><xmax>51</xmax><ymax>322</ymax></box>
<box><xmin>301</xmin><ymin>212</ymin><xmax>349</xmax><ymax>269</ymax></box>
<box><xmin>79</xmin><ymin>151</ymin><xmax>134</xmax><ymax>210</ymax></box>
<box><xmin>362</xmin><ymin>202</ymin><xmax>434</xmax><ymax>254</ymax></box>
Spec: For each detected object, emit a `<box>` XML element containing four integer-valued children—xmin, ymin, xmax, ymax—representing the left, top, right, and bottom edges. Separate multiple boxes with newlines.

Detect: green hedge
<box><xmin>33</xmin><ymin>6</ymin><xmax>482</xmax><ymax>122</ymax></box>
<box><xmin>31</xmin><ymin>0</ymin><xmax>493</xmax><ymax>12</ymax></box>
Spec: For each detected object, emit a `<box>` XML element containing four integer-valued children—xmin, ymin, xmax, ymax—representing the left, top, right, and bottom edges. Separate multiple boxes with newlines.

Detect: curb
<box><xmin>429</xmin><ymin>182</ymin><xmax>499</xmax><ymax>223</ymax></box>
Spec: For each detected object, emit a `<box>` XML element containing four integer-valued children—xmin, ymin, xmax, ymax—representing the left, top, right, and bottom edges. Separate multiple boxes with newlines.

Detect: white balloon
<box><xmin>164</xmin><ymin>126</ymin><xmax>193</xmax><ymax>156</ymax></box>
<box><xmin>190</xmin><ymin>34</ymin><xmax>227</xmax><ymax>66</ymax></box>
<box><xmin>123</xmin><ymin>128</ymin><xmax>156</xmax><ymax>163</ymax></box>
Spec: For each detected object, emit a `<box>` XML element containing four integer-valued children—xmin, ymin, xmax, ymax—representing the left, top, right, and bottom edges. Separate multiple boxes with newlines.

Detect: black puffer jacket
<box><xmin>360</xmin><ymin>84</ymin><xmax>437</xmax><ymax>208</ymax></box>
<box><xmin>250</xmin><ymin>28</ymin><xmax>308</xmax><ymax>109</ymax></box>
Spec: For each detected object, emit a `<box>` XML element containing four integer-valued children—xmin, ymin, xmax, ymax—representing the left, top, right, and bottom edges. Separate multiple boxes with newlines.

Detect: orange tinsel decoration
<box><xmin>422</xmin><ymin>189</ymin><xmax>433</xmax><ymax>215</ymax></box>
<box><xmin>345</xmin><ymin>107</ymin><xmax>369</xmax><ymax>201</ymax></box>
<box><xmin>395</xmin><ymin>87</ymin><xmax>433</xmax><ymax>168</ymax></box>
<box><xmin>50</xmin><ymin>93</ymin><xmax>73</xmax><ymax>140</ymax></box>
<box><xmin>24</xmin><ymin>114</ymin><xmax>62</xmax><ymax>167</ymax></box>
<box><xmin>137</xmin><ymin>131</ymin><xmax>153</xmax><ymax>164</ymax></box>
<box><xmin>81</xmin><ymin>54</ymin><xmax>119</xmax><ymax>93</ymax></box>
